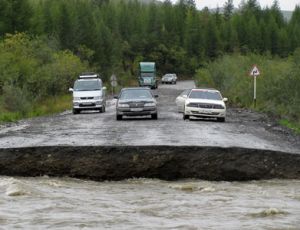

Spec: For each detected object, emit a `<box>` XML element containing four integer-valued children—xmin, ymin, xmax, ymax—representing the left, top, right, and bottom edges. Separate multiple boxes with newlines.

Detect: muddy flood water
<box><xmin>0</xmin><ymin>177</ymin><xmax>299</xmax><ymax>229</ymax></box>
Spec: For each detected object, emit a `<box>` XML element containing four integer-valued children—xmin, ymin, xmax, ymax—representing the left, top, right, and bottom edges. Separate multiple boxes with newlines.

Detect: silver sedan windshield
<box><xmin>120</xmin><ymin>90</ymin><xmax>152</xmax><ymax>100</ymax></box>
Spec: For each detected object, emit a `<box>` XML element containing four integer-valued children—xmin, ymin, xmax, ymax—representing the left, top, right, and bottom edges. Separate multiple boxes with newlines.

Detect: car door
<box><xmin>175</xmin><ymin>89</ymin><xmax>190</xmax><ymax>112</ymax></box>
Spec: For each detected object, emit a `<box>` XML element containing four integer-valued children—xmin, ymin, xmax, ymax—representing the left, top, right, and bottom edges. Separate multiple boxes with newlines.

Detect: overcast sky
<box><xmin>164</xmin><ymin>0</ymin><xmax>300</xmax><ymax>11</ymax></box>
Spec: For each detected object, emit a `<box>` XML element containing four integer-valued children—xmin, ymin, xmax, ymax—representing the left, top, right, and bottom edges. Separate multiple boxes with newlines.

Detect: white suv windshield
<box><xmin>189</xmin><ymin>90</ymin><xmax>222</xmax><ymax>100</ymax></box>
<box><xmin>74</xmin><ymin>80</ymin><xmax>102</xmax><ymax>91</ymax></box>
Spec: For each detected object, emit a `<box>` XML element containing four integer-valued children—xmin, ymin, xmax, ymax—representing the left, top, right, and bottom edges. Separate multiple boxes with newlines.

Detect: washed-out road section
<box><xmin>0</xmin><ymin>81</ymin><xmax>299</xmax><ymax>181</ymax></box>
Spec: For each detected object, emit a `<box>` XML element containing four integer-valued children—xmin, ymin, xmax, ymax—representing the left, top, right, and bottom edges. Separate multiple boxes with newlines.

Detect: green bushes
<box><xmin>2</xmin><ymin>84</ymin><xmax>31</xmax><ymax>115</ymax></box>
<box><xmin>0</xmin><ymin>33</ymin><xmax>89</xmax><ymax>122</ymax></box>
<box><xmin>194</xmin><ymin>51</ymin><xmax>300</xmax><ymax>129</ymax></box>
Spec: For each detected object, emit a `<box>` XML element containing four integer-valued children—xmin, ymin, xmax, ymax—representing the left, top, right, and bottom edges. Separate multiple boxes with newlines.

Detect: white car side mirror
<box><xmin>223</xmin><ymin>98</ymin><xmax>228</xmax><ymax>102</ymax></box>
<box><xmin>102</xmin><ymin>87</ymin><xmax>107</xmax><ymax>90</ymax></box>
<box><xmin>69</xmin><ymin>88</ymin><xmax>73</xmax><ymax>92</ymax></box>
<box><xmin>182</xmin><ymin>95</ymin><xmax>187</xmax><ymax>98</ymax></box>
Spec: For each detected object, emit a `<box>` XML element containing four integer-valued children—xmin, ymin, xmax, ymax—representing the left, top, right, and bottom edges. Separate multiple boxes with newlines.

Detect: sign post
<box><xmin>110</xmin><ymin>74</ymin><xmax>117</xmax><ymax>96</ymax></box>
<box><xmin>249</xmin><ymin>65</ymin><xmax>260</xmax><ymax>108</ymax></box>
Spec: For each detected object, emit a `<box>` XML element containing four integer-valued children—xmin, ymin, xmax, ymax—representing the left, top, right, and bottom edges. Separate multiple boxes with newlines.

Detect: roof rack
<box><xmin>192</xmin><ymin>87</ymin><xmax>218</xmax><ymax>91</ymax></box>
<box><xmin>79</xmin><ymin>72</ymin><xmax>100</xmax><ymax>79</ymax></box>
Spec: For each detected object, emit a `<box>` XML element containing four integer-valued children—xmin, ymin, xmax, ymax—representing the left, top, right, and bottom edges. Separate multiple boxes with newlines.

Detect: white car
<box><xmin>161</xmin><ymin>73</ymin><xmax>177</xmax><ymax>84</ymax></box>
<box><xmin>175</xmin><ymin>89</ymin><xmax>192</xmax><ymax>112</ymax></box>
<box><xmin>69</xmin><ymin>73</ymin><xmax>106</xmax><ymax>114</ymax></box>
<box><xmin>180</xmin><ymin>88</ymin><xmax>227</xmax><ymax>122</ymax></box>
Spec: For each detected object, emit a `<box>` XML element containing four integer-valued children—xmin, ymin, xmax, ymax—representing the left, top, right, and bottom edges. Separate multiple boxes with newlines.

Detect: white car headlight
<box><xmin>118</xmin><ymin>103</ymin><xmax>129</xmax><ymax>108</ymax></box>
<box><xmin>73</xmin><ymin>97</ymin><xmax>80</xmax><ymax>100</ymax></box>
<box><xmin>144</xmin><ymin>102</ymin><xmax>156</xmax><ymax>107</ymax></box>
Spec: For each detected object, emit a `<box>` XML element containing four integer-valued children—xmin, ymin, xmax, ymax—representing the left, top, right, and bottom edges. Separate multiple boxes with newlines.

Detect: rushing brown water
<box><xmin>0</xmin><ymin>177</ymin><xmax>299</xmax><ymax>229</ymax></box>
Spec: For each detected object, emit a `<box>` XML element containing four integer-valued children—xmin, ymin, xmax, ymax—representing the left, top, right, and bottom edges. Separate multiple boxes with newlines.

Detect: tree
<box><xmin>289</xmin><ymin>6</ymin><xmax>300</xmax><ymax>50</ymax></box>
<box><xmin>0</xmin><ymin>0</ymin><xmax>32</xmax><ymax>35</ymax></box>
<box><xmin>205</xmin><ymin>18</ymin><xmax>221</xmax><ymax>59</ymax></box>
<box><xmin>246</xmin><ymin>15</ymin><xmax>260</xmax><ymax>51</ymax></box>
<box><xmin>58</xmin><ymin>2</ymin><xmax>73</xmax><ymax>49</ymax></box>
<box><xmin>224</xmin><ymin>0</ymin><xmax>234</xmax><ymax>21</ymax></box>
<box><xmin>0</xmin><ymin>0</ymin><xmax>10</xmax><ymax>36</ymax></box>
<box><xmin>270</xmin><ymin>0</ymin><xmax>285</xmax><ymax>28</ymax></box>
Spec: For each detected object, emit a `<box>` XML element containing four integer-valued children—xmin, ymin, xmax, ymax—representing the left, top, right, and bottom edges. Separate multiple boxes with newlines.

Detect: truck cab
<box><xmin>138</xmin><ymin>62</ymin><xmax>157</xmax><ymax>89</ymax></box>
<box><xmin>69</xmin><ymin>73</ymin><xmax>106</xmax><ymax>114</ymax></box>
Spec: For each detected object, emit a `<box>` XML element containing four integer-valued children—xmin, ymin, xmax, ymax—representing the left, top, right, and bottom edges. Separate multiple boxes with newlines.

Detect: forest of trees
<box><xmin>0</xmin><ymin>0</ymin><xmax>299</xmax><ymax>127</ymax></box>
<box><xmin>1</xmin><ymin>0</ymin><xmax>300</xmax><ymax>77</ymax></box>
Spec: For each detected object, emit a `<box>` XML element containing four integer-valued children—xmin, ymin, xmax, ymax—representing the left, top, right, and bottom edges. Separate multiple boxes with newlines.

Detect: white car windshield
<box><xmin>180</xmin><ymin>89</ymin><xmax>190</xmax><ymax>96</ymax></box>
<box><xmin>74</xmin><ymin>80</ymin><xmax>102</xmax><ymax>91</ymax></box>
<box><xmin>189</xmin><ymin>90</ymin><xmax>222</xmax><ymax>100</ymax></box>
<box><xmin>120</xmin><ymin>90</ymin><xmax>152</xmax><ymax>100</ymax></box>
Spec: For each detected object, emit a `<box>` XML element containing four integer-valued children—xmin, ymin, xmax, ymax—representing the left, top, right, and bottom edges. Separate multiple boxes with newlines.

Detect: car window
<box><xmin>180</xmin><ymin>89</ymin><xmax>190</xmax><ymax>96</ymax></box>
<box><xmin>141</xmin><ymin>73</ymin><xmax>154</xmax><ymax>78</ymax></box>
<box><xmin>120</xmin><ymin>90</ymin><xmax>153</xmax><ymax>100</ymax></box>
<box><xmin>74</xmin><ymin>80</ymin><xmax>102</xmax><ymax>91</ymax></box>
<box><xmin>189</xmin><ymin>90</ymin><xmax>222</xmax><ymax>100</ymax></box>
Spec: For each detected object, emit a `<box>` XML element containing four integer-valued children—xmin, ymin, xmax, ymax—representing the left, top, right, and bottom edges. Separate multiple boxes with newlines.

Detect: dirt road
<box><xmin>0</xmin><ymin>81</ymin><xmax>299</xmax><ymax>181</ymax></box>
<box><xmin>0</xmin><ymin>81</ymin><xmax>299</xmax><ymax>153</ymax></box>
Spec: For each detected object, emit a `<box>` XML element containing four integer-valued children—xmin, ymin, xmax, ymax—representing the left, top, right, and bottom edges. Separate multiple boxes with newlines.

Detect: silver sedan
<box><xmin>115</xmin><ymin>88</ymin><xmax>158</xmax><ymax>120</ymax></box>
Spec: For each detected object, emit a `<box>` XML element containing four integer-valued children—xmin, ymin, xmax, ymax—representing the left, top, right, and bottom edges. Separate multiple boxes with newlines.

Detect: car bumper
<box><xmin>73</xmin><ymin>100</ymin><xmax>104</xmax><ymax>109</ymax></box>
<box><xmin>161</xmin><ymin>80</ymin><xmax>174</xmax><ymax>83</ymax></box>
<box><xmin>139</xmin><ymin>83</ymin><xmax>155</xmax><ymax>87</ymax></box>
<box><xmin>184</xmin><ymin>107</ymin><xmax>226</xmax><ymax>118</ymax></box>
<box><xmin>117</xmin><ymin>107</ymin><xmax>157</xmax><ymax>116</ymax></box>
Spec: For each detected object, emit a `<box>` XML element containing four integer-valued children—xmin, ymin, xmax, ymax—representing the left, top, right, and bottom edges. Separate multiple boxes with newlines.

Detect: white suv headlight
<box><xmin>73</xmin><ymin>97</ymin><xmax>80</xmax><ymax>100</ymax></box>
<box><xmin>94</xmin><ymin>96</ymin><xmax>102</xmax><ymax>100</ymax></box>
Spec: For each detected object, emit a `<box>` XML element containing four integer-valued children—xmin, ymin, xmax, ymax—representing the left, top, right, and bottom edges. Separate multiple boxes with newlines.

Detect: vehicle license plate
<box><xmin>82</xmin><ymin>102</ymin><xmax>92</xmax><ymax>106</ymax></box>
<box><xmin>144</xmin><ymin>79</ymin><xmax>151</xmax><ymax>84</ymax></box>
<box><xmin>131</xmin><ymin>108</ymin><xmax>143</xmax><ymax>112</ymax></box>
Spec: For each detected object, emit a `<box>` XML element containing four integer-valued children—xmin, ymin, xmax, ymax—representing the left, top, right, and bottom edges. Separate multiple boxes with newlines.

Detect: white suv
<box><xmin>69</xmin><ymin>73</ymin><xmax>106</xmax><ymax>114</ymax></box>
<box><xmin>183</xmin><ymin>88</ymin><xmax>227</xmax><ymax>122</ymax></box>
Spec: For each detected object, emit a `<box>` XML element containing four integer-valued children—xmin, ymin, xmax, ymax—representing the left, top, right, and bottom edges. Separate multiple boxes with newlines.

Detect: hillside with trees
<box><xmin>0</xmin><ymin>0</ymin><xmax>299</xmax><ymax>130</ymax></box>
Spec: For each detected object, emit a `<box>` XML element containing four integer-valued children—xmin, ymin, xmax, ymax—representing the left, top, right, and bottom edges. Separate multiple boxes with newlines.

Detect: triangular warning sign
<box><xmin>250</xmin><ymin>65</ymin><xmax>260</xmax><ymax>76</ymax></box>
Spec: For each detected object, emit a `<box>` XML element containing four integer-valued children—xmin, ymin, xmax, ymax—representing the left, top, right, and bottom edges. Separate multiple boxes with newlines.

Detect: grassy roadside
<box><xmin>194</xmin><ymin>52</ymin><xmax>300</xmax><ymax>134</ymax></box>
<box><xmin>279</xmin><ymin>120</ymin><xmax>300</xmax><ymax>134</ymax></box>
<box><xmin>0</xmin><ymin>95</ymin><xmax>72</xmax><ymax>124</ymax></box>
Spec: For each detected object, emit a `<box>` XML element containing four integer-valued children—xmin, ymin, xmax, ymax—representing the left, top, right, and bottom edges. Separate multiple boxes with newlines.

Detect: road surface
<box><xmin>0</xmin><ymin>81</ymin><xmax>299</xmax><ymax>153</ymax></box>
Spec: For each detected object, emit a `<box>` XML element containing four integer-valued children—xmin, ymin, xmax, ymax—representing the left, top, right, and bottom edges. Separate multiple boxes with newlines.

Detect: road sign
<box><xmin>110</xmin><ymin>74</ymin><xmax>117</xmax><ymax>87</ymax></box>
<box><xmin>110</xmin><ymin>74</ymin><xmax>117</xmax><ymax>95</ymax></box>
<box><xmin>110</xmin><ymin>74</ymin><xmax>117</xmax><ymax>82</ymax></box>
<box><xmin>111</xmin><ymin>80</ymin><xmax>117</xmax><ymax>87</ymax></box>
<box><xmin>249</xmin><ymin>65</ymin><xmax>261</xmax><ymax>108</ymax></box>
<box><xmin>250</xmin><ymin>65</ymin><xmax>260</xmax><ymax>77</ymax></box>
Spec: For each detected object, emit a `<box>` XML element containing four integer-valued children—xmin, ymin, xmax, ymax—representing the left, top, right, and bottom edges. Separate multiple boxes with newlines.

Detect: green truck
<box><xmin>138</xmin><ymin>62</ymin><xmax>157</xmax><ymax>89</ymax></box>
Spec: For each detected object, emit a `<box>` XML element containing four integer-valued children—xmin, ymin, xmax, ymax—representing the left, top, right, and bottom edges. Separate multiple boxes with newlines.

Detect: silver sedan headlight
<box><xmin>118</xmin><ymin>103</ymin><xmax>129</xmax><ymax>108</ymax></box>
<box><xmin>144</xmin><ymin>102</ymin><xmax>156</xmax><ymax>107</ymax></box>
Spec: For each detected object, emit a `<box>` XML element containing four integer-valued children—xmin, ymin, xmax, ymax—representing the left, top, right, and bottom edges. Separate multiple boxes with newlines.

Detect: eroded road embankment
<box><xmin>0</xmin><ymin>81</ymin><xmax>299</xmax><ymax>181</ymax></box>
<box><xmin>0</xmin><ymin>146</ymin><xmax>300</xmax><ymax>181</ymax></box>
